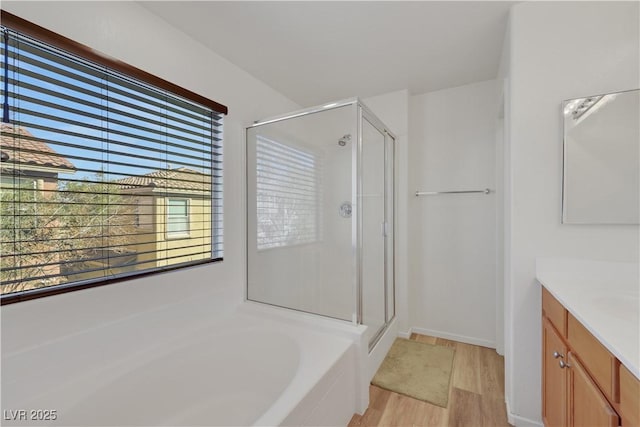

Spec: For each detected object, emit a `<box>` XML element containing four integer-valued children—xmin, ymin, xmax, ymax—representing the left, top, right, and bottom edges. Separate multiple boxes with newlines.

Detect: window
<box><xmin>166</xmin><ymin>198</ymin><xmax>189</xmax><ymax>237</ymax></box>
<box><xmin>0</xmin><ymin>12</ymin><xmax>227</xmax><ymax>302</ymax></box>
<box><xmin>256</xmin><ymin>135</ymin><xmax>321</xmax><ymax>250</ymax></box>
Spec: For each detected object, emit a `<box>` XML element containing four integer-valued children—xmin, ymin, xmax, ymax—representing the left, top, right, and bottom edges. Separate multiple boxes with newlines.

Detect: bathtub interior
<box><xmin>237</xmin><ymin>303</ymin><xmax>400</xmax><ymax>422</ymax></box>
<box><xmin>55</xmin><ymin>329</ymin><xmax>301</xmax><ymax>426</ymax></box>
<box><xmin>2</xmin><ymin>299</ymin><xmax>381</xmax><ymax>427</ymax></box>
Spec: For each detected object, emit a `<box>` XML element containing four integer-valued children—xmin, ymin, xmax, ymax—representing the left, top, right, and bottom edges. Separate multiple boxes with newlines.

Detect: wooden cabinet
<box><xmin>567</xmin><ymin>352</ymin><xmax>618</xmax><ymax>427</ymax></box>
<box><xmin>619</xmin><ymin>364</ymin><xmax>640</xmax><ymax>427</ymax></box>
<box><xmin>543</xmin><ymin>318</ymin><xmax>568</xmax><ymax>427</ymax></box>
<box><xmin>542</xmin><ymin>287</ymin><xmax>567</xmax><ymax>336</ymax></box>
<box><xmin>541</xmin><ymin>287</ymin><xmax>639</xmax><ymax>427</ymax></box>
<box><xmin>567</xmin><ymin>314</ymin><xmax>615</xmax><ymax>401</ymax></box>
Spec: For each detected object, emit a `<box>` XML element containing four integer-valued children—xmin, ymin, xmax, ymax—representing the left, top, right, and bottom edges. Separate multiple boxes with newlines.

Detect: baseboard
<box><xmin>505</xmin><ymin>399</ymin><xmax>543</xmax><ymax>427</ymax></box>
<box><xmin>397</xmin><ymin>327</ymin><xmax>412</xmax><ymax>339</ymax></box>
<box><xmin>410</xmin><ymin>327</ymin><xmax>496</xmax><ymax>349</ymax></box>
<box><xmin>506</xmin><ymin>399</ymin><xmax>514</xmax><ymax>426</ymax></box>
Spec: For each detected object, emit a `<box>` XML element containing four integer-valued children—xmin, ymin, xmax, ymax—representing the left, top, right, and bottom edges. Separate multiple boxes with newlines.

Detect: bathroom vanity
<box><xmin>537</xmin><ymin>259</ymin><xmax>639</xmax><ymax>427</ymax></box>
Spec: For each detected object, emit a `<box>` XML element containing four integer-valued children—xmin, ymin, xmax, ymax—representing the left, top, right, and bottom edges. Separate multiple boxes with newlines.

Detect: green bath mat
<box><xmin>372</xmin><ymin>338</ymin><xmax>455</xmax><ymax>408</ymax></box>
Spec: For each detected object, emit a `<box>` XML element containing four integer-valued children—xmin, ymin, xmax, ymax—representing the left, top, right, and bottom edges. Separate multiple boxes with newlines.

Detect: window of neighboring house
<box><xmin>256</xmin><ymin>135</ymin><xmax>322</xmax><ymax>250</ymax></box>
<box><xmin>166</xmin><ymin>198</ymin><xmax>189</xmax><ymax>238</ymax></box>
<box><xmin>0</xmin><ymin>12</ymin><xmax>227</xmax><ymax>302</ymax></box>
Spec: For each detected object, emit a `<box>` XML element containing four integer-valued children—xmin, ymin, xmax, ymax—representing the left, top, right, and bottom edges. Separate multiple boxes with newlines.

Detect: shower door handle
<box><xmin>381</xmin><ymin>222</ymin><xmax>388</xmax><ymax>237</ymax></box>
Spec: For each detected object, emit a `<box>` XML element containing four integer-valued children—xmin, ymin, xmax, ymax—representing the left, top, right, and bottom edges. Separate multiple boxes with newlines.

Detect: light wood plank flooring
<box><xmin>348</xmin><ymin>333</ymin><xmax>511</xmax><ymax>427</ymax></box>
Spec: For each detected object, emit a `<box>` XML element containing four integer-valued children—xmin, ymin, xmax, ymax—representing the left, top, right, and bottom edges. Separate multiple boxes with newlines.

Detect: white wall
<box><xmin>1</xmin><ymin>0</ymin><xmax>298</xmax><ymax>362</ymax></box>
<box><xmin>408</xmin><ymin>80</ymin><xmax>500</xmax><ymax>348</ymax></box>
<box><xmin>497</xmin><ymin>15</ymin><xmax>513</xmax><ymax>415</ymax></box>
<box><xmin>504</xmin><ymin>2</ymin><xmax>640</xmax><ymax>424</ymax></box>
<box><xmin>495</xmin><ymin>115</ymin><xmax>505</xmax><ymax>356</ymax></box>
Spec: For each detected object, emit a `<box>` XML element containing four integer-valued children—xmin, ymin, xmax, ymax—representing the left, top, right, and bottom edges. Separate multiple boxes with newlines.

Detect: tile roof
<box><xmin>116</xmin><ymin>167</ymin><xmax>210</xmax><ymax>192</ymax></box>
<box><xmin>0</xmin><ymin>123</ymin><xmax>75</xmax><ymax>171</ymax></box>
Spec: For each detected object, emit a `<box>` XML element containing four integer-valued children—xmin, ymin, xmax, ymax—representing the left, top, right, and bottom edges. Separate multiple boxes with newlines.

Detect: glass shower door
<box><xmin>360</xmin><ymin>114</ymin><xmax>387</xmax><ymax>344</ymax></box>
<box><xmin>246</xmin><ymin>104</ymin><xmax>357</xmax><ymax>321</ymax></box>
<box><xmin>246</xmin><ymin>99</ymin><xmax>396</xmax><ymax>343</ymax></box>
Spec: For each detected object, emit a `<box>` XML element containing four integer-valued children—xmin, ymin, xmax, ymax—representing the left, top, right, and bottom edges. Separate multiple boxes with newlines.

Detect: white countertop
<box><xmin>536</xmin><ymin>258</ymin><xmax>640</xmax><ymax>379</ymax></box>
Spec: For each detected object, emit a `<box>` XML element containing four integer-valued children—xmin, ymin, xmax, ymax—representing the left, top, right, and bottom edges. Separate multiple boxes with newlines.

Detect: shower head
<box><xmin>338</xmin><ymin>134</ymin><xmax>351</xmax><ymax>146</ymax></box>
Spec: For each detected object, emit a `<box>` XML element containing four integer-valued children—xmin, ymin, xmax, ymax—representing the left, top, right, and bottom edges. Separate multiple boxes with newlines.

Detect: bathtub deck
<box><xmin>348</xmin><ymin>333</ymin><xmax>510</xmax><ymax>427</ymax></box>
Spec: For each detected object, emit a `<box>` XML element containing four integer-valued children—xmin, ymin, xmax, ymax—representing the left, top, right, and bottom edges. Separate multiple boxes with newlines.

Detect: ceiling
<box><xmin>141</xmin><ymin>1</ymin><xmax>514</xmax><ymax>107</ymax></box>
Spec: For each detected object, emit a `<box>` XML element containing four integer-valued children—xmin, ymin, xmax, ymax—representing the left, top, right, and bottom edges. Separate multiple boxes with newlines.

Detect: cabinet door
<box><xmin>620</xmin><ymin>363</ymin><xmax>640</xmax><ymax>427</ymax></box>
<box><xmin>543</xmin><ymin>318</ymin><xmax>568</xmax><ymax>427</ymax></box>
<box><xmin>567</xmin><ymin>352</ymin><xmax>619</xmax><ymax>427</ymax></box>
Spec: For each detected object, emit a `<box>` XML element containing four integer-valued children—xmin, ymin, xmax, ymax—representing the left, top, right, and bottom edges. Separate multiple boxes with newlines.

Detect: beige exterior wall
<box><xmin>1</xmin><ymin>186</ymin><xmax>214</xmax><ymax>292</ymax></box>
<box><xmin>131</xmin><ymin>195</ymin><xmax>213</xmax><ymax>269</ymax></box>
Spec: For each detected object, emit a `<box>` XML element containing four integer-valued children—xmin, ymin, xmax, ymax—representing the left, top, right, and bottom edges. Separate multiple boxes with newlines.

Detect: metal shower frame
<box><xmin>246</xmin><ymin>98</ymin><xmax>397</xmax><ymax>349</ymax></box>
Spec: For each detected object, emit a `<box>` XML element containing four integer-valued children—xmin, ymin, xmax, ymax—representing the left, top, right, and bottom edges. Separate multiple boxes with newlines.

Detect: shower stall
<box><xmin>246</xmin><ymin>99</ymin><xmax>395</xmax><ymax>348</ymax></box>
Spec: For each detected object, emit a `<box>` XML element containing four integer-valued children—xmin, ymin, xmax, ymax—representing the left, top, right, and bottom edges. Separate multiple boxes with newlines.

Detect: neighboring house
<box><xmin>0</xmin><ymin>125</ymin><xmax>212</xmax><ymax>289</ymax></box>
<box><xmin>0</xmin><ymin>123</ymin><xmax>75</xmax><ymax>191</ymax></box>
<box><xmin>0</xmin><ymin>123</ymin><xmax>75</xmax><ymax>291</ymax></box>
<box><xmin>116</xmin><ymin>167</ymin><xmax>213</xmax><ymax>269</ymax></box>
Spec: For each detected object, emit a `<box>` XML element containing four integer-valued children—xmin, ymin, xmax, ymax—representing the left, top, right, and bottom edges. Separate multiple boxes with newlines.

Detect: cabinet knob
<box><xmin>553</xmin><ymin>351</ymin><xmax>564</xmax><ymax>359</ymax></box>
<box><xmin>559</xmin><ymin>360</ymin><xmax>570</xmax><ymax>369</ymax></box>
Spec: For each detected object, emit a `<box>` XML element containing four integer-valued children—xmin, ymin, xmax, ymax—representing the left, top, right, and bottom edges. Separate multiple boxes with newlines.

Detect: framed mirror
<box><xmin>562</xmin><ymin>89</ymin><xmax>640</xmax><ymax>224</ymax></box>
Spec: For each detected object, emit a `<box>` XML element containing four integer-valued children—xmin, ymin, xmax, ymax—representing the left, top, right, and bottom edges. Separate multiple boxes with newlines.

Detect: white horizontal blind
<box><xmin>0</xmin><ymin>27</ymin><xmax>223</xmax><ymax>296</ymax></box>
<box><xmin>256</xmin><ymin>135</ymin><xmax>321</xmax><ymax>250</ymax></box>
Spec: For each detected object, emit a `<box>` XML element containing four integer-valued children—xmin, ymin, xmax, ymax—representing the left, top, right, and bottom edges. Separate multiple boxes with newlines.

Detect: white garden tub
<box><xmin>3</xmin><ymin>303</ymin><xmax>364</xmax><ymax>427</ymax></box>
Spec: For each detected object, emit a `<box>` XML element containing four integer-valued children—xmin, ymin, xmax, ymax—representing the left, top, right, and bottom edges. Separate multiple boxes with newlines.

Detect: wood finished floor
<box><xmin>348</xmin><ymin>333</ymin><xmax>512</xmax><ymax>427</ymax></box>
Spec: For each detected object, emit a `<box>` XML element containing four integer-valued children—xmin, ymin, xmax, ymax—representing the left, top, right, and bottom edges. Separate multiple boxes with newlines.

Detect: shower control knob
<box><xmin>339</xmin><ymin>202</ymin><xmax>352</xmax><ymax>218</ymax></box>
<box><xmin>338</xmin><ymin>134</ymin><xmax>351</xmax><ymax>146</ymax></box>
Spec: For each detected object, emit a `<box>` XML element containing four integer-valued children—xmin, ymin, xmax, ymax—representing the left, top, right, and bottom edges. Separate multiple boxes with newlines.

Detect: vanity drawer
<box><xmin>619</xmin><ymin>364</ymin><xmax>640</xmax><ymax>426</ymax></box>
<box><xmin>542</xmin><ymin>287</ymin><xmax>567</xmax><ymax>336</ymax></box>
<box><xmin>567</xmin><ymin>313</ymin><xmax>615</xmax><ymax>400</ymax></box>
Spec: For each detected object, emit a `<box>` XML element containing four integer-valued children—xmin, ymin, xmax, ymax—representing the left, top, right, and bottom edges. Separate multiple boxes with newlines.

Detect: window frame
<box><xmin>0</xmin><ymin>10</ymin><xmax>227</xmax><ymax>305</ymax></box>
